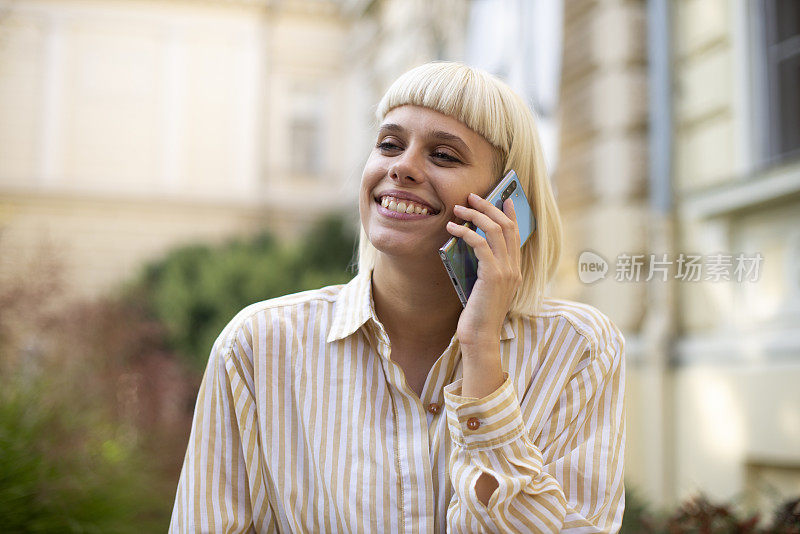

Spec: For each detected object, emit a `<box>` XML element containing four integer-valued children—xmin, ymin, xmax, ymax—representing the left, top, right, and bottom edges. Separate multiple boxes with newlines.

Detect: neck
<box><xmin>371</xmin><ymin>252</ymin><xmax>463</xmax><ymax>349</ymax></box>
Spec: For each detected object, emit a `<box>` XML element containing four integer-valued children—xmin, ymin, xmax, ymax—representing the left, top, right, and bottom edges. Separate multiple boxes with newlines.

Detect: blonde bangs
<box><xmin>376</xmin><ymin>62</ymin><xmax>510</xmax><ymax>156</ymax></box>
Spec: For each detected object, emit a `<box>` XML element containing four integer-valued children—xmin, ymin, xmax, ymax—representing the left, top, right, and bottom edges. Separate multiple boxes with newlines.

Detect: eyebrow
<box><xmin>378</xmin><ymin>123</ymin><xmax>473</xmax><ymax>158</ymax></box>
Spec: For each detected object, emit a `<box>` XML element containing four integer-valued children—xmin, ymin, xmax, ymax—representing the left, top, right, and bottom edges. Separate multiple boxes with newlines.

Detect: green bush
<box><xmin>0</xmin><ymin>280</ymin><xmax>169</xmax><ymax>533</ymax></box>
<box><xmin>127</xmin><ymin>213</ymin><xmax>357</xmax><ymax>370</ymax></box>
<box><xmin>620</xmin><ymin>489</ymin><xmax>658</xmax><ymax>534</ymax></box>
<box><xmin>0</xmin><ymin>212</ymin><xmax>356</xmax><ymax>531</ymax></box>
<box><xmin>0</xmin><ymin>378</ymin><xmax>158</xmax><ymax>533</ymax></box>
<box><xmin>0</xmin><ymin>261</ymin><xmax>172</xmax><ymax>532</ymax></box>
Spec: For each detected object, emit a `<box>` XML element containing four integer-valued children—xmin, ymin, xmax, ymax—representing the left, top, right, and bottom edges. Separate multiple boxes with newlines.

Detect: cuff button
<box><xmin>466</xmin><ymin>417</ymin><xmax>481</xmax><ymax>431</ymax></box>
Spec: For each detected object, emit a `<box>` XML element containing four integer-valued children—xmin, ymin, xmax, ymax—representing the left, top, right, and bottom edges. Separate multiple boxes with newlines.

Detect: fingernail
<box><xmin>469</xmin><ymin>193</ymin><xmax>479</xmax><ymax>200</ymax></box>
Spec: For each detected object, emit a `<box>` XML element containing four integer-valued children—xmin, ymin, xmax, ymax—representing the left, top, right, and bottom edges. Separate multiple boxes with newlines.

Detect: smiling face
<box><xmin>359</xmin><ymin>105</ymin><xmax>500</xmax><ymax>261</ymax></box>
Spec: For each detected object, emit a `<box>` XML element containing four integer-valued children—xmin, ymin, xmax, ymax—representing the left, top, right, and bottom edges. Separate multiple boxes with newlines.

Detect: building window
<box><xmin>288</xmin><ymin>85</ymin><xmax>325</xmax><ymax>177</ymax></box>
<box><xmin>290</xmin><ymin>116</ymin><xmax>321</xmax><ymax>176</ymax></box>
<box><xmin>760</xmin><ymin>0</ymin><xmax>800</xmax><ymax>163</ymax></box>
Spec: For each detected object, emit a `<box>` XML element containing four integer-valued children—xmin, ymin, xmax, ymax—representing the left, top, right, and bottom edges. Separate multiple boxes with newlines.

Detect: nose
<box><xmin>388</xmin><ymin>147</ymin><xmax>425</xmax><ymax>184</ymax></box>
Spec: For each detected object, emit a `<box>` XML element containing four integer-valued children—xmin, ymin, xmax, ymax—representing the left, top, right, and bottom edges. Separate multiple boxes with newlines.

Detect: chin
<box><xmin>367</xmin><ymin>235</ymin><xmax>417</xmax><ymax>257</ymax></box>
<box><xmin>370</xmin><ymin>236</ymin><xmax>443</xmax><ymax>264</ymax></box>
<box><xmin>364</xmin><ymin>212</ymin><xmax>449</xmax><ymax>260</ymax></box>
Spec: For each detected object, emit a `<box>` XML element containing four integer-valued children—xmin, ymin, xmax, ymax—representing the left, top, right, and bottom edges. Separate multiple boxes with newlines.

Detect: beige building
<box><xmin>557</xmin><ymin>0</ymin><xmax>800</xmax><ymax>514</ymax></box>
<box><xmin>0</xmin><ymin>0</ymin><xmax>364</xmax><ymax>299</ymax></box>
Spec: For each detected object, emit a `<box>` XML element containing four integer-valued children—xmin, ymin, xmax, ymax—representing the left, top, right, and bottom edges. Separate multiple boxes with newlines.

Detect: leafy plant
<box><xmin>768</xmin><ymin>497</ymin><xmax>800</xmax><ymax>534</ymax></box>
<box><xmin>664</xmin><ymin>495</ymin><xmax>760</xmax><ymax>534</ymax></box>
<box><xmin>620</xmin><ymin>489</ymin><xmax>661</xmax><ymax>534</ymax></box>
<box><xmin>0</xmin><ymin>251</ymin><xmax>186</xmax><ymax>532</ymax></box>
<box><xmin>0</xmin><ymin>378</ymin><xmax>157</xmax><ymax>533</ymax></box>
<box><xmin>126</xmin><ymin>212</ymin><xmax>358</xmax><ymax>370</ymax></box>
<box><xmin>620</xmin><ymin>491</ymin><xmax>800</xmax><ymax>534</ymax></box>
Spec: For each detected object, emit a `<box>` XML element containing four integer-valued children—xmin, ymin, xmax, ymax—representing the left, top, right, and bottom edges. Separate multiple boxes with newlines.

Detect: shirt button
<box><xmin>427</xmin><ymin>403</ymin><xmax>441</xmax><ymax>415</ymax></box>
<box><xmin>466</xmin><ymin>417</ymin><xmax>481</xmax><ymax>431</ymax></box>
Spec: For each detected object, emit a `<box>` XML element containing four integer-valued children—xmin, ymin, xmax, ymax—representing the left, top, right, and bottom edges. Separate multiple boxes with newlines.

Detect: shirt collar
<box><xmin>327</xmin><ymin>269</ymin><xmax>375</xmax><ymax>344</ymax></box>
<box><xmin>500</xmin><ymin>316</ymin><xmax>515</xmax><ymax>341</ymax></box>
<box><xmin>326</xmin><ymin>269</ymin><xmax>516</xmax><ymax>344</ymax></box>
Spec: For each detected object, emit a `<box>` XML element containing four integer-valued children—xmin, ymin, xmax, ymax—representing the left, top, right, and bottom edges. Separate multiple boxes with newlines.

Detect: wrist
<box><xmin>459</xmin><ymin>339</ymin><xmax>501</xmax><ymax>360</ymax></box>
<box><xmin>460</xmin><ymin>345</ymin><xmax>504</xmax><ymax>398</ymax></box>
<box><xmin>458</xmin><ymin>325</ymin><xmax>503</xmax><ymax>350</ymax></box>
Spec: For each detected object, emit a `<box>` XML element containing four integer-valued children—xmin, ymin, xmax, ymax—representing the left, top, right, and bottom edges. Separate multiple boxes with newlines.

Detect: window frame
<box><xmin>751</xmin><ymin>0</ymin><xmax>800</xmax><ymax>167</ymax></box>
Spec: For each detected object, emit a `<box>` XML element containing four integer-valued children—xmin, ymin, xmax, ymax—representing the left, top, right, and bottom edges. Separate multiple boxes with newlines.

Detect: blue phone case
<box><xmin>476</xmin><ymin>170</ymin><xmax>535</xmax><ymax>245</ymax></box>
<box><xmin>438</xmin><ymin>170</ymin><xmax>536</xmax><ymax>306</ymax></box>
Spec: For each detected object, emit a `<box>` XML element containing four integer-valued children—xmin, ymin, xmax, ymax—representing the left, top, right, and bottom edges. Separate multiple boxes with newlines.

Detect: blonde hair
<box><xmin>357</xmin><ymin>61</ymin><xmax>563</xmax><ymax>316</ymax></box>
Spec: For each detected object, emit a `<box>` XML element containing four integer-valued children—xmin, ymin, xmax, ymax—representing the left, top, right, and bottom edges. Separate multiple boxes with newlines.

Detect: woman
<box><xmin>170</xmin><ymin>62</ymin><xmax>625</xmax><ymax>533</ymax></box>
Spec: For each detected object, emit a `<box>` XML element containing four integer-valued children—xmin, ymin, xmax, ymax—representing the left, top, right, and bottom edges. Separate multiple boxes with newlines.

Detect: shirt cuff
<box><xmin>444</xmin><ymin>372</ymin><xmax>527</xmax><ymax>451</ymax></box>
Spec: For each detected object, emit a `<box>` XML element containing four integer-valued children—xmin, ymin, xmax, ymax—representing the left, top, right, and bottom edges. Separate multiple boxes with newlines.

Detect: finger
<box><xmin>503</xmin><ymin>198</ymin><xmax>518</xmax><ymax>225</ymax></box>
<box><xmin>468</xmin><ymin>193</ymin><xmax>520</xmax><ymax>250</ymax></box>
<box><xmin>446</xmin><ymin>221</ymin><xmax>499</xmax><ymax>268</ymax></box>
<box><xmin>453</xmin><ymin>204</ymin><xmax>509</xmax><ymax>260</ymax></box>
<box><xmin>447</xmin><ymin>220</ymin><xmax>523</xmax><ymax>298</ymax></box>
<box><xmin>502</xmin><ymin>199</ymin><xmax>522</xmax><ymax>267</ymax></box>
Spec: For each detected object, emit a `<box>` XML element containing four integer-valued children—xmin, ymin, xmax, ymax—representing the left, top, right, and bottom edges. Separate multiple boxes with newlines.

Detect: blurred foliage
<box><xmin>0</xmin><ymin>213</ymin><xmax>355</xmax><ymax>531</ymax></box>
<box><xmin>0</xmin><ymin>376</ymin><xmax>155</xmax><ymax>533</ymax></box>
<box><xmin>126</xmin><ymin>213</ymin><xmax>357</xmax><ymax>370</ymax></box>
<box><xmin>0</xmin><ymin>248</ymin><xmax>196</xmax><ymax>532</ymax></box>
<box><xmin>621</xmin><ymin>490</ymin><xmax>800</xmax><ymax>534</ymax></box>
<box><xmin>664</xmin><ymin>495</ymin><xmax>761</xmax><ymax>533</ymax></box>
<box><xmin>620</xmin><ymin>489</ymin><xmax>659</xmax><ymax>534</ymax></box>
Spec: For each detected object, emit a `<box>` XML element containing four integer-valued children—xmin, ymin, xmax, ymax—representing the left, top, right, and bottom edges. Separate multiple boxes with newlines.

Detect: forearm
<box><xmin>459</xmin><ymin>341</ymin><xmax>504</xmax><ymax>398</ymax></box>
<box><xmin>459</xmin><ymin>340</ymin><xmax>505</xmax><ymax>505</ymax></box>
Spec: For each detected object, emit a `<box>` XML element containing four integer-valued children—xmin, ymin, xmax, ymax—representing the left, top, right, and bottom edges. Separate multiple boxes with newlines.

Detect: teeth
<box><xmin>379</xmin><ymin>195</ymin><xmax>433</xmax><ymax>215</ymax></box>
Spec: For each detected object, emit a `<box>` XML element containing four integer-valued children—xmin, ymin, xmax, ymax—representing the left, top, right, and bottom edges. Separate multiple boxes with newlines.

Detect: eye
<box><xmin>432</xmin><ymin>151</ymin><xmax>461</xmax><ymax>163</ymax></box>
<box><xmin>376</xmin><ymin>135</ymin><xmax>404</xmax><ymax>152</ymax></box>
<box><xmin>377</xmin><ymin>141</ymin><xmax>402</xmax><ymax>151</ymax></box>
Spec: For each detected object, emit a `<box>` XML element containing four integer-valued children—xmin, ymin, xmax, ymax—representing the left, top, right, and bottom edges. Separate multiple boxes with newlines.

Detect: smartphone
<box><xmin>438</xmin><ymin>170</ymin><xmax>536</xmax><ymax>307</ymax></box>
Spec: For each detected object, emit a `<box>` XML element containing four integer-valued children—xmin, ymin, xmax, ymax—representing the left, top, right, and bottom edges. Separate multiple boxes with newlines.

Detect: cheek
<box><xmin>439</xmin><ymin>185</ymin><xmax>468</xmax><ymax>211</ymax></box>
<box><xmin>360</xmin><ymin>157</ymin><xmax>383</xmax><ymax>192</ymax></box>
<box><xmin>358</xmin><ymin>164</ymin><xmax>378</xmax><ymax>224</ymax></box>
<box><xmin>358</xmin><ymin>183</ymin><xmax>372</xmax><ymax>227</ymax></box>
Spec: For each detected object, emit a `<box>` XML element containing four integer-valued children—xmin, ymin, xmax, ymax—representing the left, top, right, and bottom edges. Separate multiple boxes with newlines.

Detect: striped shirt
<box><xmin>170</xmin><ymin>269</ymin><xmax>625</xmax><ymax>533</ymax></box>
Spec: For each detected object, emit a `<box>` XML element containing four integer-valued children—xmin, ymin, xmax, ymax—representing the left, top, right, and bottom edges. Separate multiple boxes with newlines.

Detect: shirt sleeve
<box><xmin>443</xmin><ymin>328</ymin><xmax>625</xmax><ymax>533</ymax></box>
<box><xmin>169</xmin><ymin>319</ymin><xmax>275</xmax><ymax>533</ymax></box>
